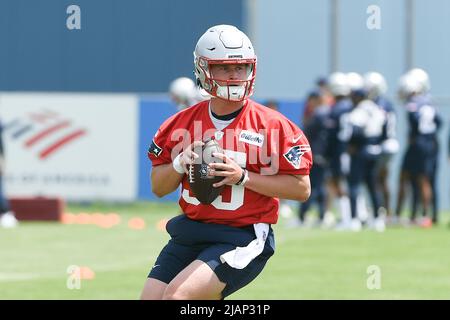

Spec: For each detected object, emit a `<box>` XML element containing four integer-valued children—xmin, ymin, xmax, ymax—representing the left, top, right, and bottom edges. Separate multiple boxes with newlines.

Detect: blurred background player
<box><xmin>293</xmin><ymin>91</ymin><xmax>332</xmax><ymax>228</ymax></box>
<box><xmin>364</xmin><ymin>72</ymin><xmax>399</xmax><ymax>220</ymax></box>
<box><xmin>395</xmin><ymin>73</ymin><xmax>420</xmax><ymax>225</ymax></box>
<box><xmin>325</xmin><ymin>72</ymin><xmax>352</xmax><ymax>229</ymax></box>
<box><xmin>0</xmin><ymin>118</ymin><xmax>18</xmax><ymax>228</ymax></box>
<box><xmin>395</xmin><ymin>69</ymin><xmax>442</xmax><ymax>225</ymax></box>
<box><xmin>302</xmin><ymin>77</ymin><xmax>334</xmax><ymax>125</ymax></box>
<box><xmin>405</xmin><ymin>69</ymin><xmax>441</xmax><ymax>226</ymax></box>
<box><xmin>345</xmin><ymin>72</ymin><xmax>386</xmax><ymax>232</ymax></box>
<box><xmin>168</xmin><ymin>76</ymin><xmax>205</xmax><ymax>111</ymax></box>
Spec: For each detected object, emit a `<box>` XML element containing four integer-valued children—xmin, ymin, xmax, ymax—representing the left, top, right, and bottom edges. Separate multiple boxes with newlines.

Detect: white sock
<box><xmin>357</xmin><ymin>195</ymin><xmax>369</xmax><ymax>222</ymax></box>
<box><xmin>339</xmin><ymin>196</ymin><xmax>351</xmax><ymax>225</ymax></box>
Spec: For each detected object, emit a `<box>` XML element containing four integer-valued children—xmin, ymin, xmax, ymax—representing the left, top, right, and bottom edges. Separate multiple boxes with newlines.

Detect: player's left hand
<box><xmin>208</xmin><ymin>152</ymin><xmax>244</xmax><ymax>187</ymax></box>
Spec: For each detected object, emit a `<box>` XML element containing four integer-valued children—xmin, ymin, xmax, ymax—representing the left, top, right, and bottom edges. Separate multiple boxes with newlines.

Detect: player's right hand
<box><xmin>179</xmin><ymin>141</ymin><xmax>204</xmax><ymax>173</ymax></box>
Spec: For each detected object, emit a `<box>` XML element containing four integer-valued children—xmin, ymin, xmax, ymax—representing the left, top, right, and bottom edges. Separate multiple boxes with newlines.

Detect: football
<box><xmin>188</xmin><ymin>138</ymin><xmax>225</xmax><ymax>204</ymax></box>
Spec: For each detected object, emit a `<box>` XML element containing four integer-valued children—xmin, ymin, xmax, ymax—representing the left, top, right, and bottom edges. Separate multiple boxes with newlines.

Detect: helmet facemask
<box><xmin>195</xmin><ymin>56</ymin><xmax>256</xmax><ymax>101</ymax></box>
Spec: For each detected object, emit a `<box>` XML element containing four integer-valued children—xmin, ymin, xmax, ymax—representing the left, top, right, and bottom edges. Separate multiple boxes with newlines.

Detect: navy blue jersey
<box><xmin>347</xmin><ymin>99</ymin><xmax>385</xmax><ymax>154</ymax></box>
<box><xmin>326</xmin><ymin>98</ymin><xmax>352</xmax><ymax>157</ymax></box>
<box><xmin>400</xmin><ymin>95</ymin><xmax>441</xmax><ymax>177</ymax></box>
<box><xmin>406</xmin><ymin>95</ymin><xmax>441</xmax><ymax>143</ymax></box>
<box><xmin>303</xmin><ymin>105</ymin><xmax>330</xmax><ymax>164</ymax></box>
<box><xmin>374</xmin><ymin>96</ymin><xmax>396</xmax><ymax>141</ymax></box>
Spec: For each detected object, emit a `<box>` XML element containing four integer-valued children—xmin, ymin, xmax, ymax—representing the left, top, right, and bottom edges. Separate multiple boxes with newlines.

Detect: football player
<box><xmin>395</xmin><ymin>70</ymin><xmax>441</xmax><ymax>225</ymax></box>
<box><xmin>141</xmin><ymin>25</ymin><xmax>312</xmax><ymax>300</ymax></box>
<box><xmin>364</xmin><ymin>72</ymin><xmax>399</xmax><ymax>220</ymax></box>
<box><xmin>345</xmin><ymin>73</ymin><xmax>386</xmax><ymax>232</ymax></box>
<box><xmin>302</xmin><ymin>77</ymin><xmax>334</xmax><ymax>125</ymax></box>
<box><xmin>296</xmin><ymin>91</ymin><xmax>331</xmax><ymax>227</ymax></box>
<box><xmin>405</xmin><ymin>69</ymin><xmax>440</xmax><ymax>225</ymax></box>
<box><xmin>324</xmin><ymin>72</ymin><xmax>352</xmax><ymax>229</ymax></box>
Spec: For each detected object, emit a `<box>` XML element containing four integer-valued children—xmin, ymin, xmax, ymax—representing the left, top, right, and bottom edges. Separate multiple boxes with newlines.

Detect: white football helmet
<box><xmin>169</xmin><ymin>77</ymin><xmax>197</xmax><ymax>110</ymax></box>
<box><xmin>398</xmin><ymin>73</ymin><xmax>422</xmax><ymax>101</ymax></box>
<box><xmin>406</xmin><ymin>68</ymin><xmax>430</xmax><ymax>93</ymax></box>
<box><xmin>346</xmin><ymin>72</ymin><xmax>365</xmax><ymax>92</ymax></box>
<box><xmin>364</xmin><ymin>72</ymin><xmax>387</xmax><ymax>99</ymax></box>
<box><xmin>194</xmin><ymin>25</ymin><xmax>256</xmax><ymax>101</ymax></box>
<box><xmin>327</xmin><ymin>72</ymin><xmax>350</xmax><ymax>96</ymax></box>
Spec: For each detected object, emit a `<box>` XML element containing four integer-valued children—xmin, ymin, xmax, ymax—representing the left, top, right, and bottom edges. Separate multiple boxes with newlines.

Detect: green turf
<box><xmin>1</xmin><ymin>202</ymin><xmax>449</xmax><ymax>299</ymax></box>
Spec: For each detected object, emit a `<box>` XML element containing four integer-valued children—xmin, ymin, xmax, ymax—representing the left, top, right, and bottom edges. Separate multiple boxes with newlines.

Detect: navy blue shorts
<box><xmin>412</xmin><ymin>138</ymin><xmax>438</xmax><ymax>177</ymax></box>
<box><xmin>329</xmin><ymin>153</ymin><xmax>343</xmax><ymax>178</ymax></box>
<box><xmin>401</xmin><ymin>144</ymin><xmax>417</xmax><ymax>173</ymax></box>
<box><xmin>402</xmin><ymin>140</ymin><xmax>436</xmax><ymax>177</ymax></box>
<box><xmin>148</xmin><ymin>214</ymin><xmax>275</xmax><ymax>298</ymax></box>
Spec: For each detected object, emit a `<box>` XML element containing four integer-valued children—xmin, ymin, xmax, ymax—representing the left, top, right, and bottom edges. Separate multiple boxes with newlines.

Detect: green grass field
<box><xmin>1</xmin><ymin>201</ymin><xmax>449</xmax><ymax>299</ymax></box>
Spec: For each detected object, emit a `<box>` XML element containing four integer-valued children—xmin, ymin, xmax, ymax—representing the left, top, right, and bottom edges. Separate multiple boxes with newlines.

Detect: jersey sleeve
<box><xmin>269</xmin><ymin>118</ymin><xmax>313</xmax><ymax>176</ymax></box>
<box><xmin>147</xmin><ymin>114</ymin><xmax>179</xmax><ymax>167</ymax></box>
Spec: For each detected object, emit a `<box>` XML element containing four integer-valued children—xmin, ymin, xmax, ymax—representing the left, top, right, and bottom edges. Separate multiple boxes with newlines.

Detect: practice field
<box><xmin>1</xmin><ymin>202</ymin><xmax>449</xmax><ymax>300</ymax></box>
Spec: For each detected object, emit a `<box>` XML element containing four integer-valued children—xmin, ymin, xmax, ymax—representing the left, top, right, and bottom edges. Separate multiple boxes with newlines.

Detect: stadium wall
<box><xmin>0</xmin><ymin>0</ymin><xmax>244</xmax><ymax>93</ymax></box>
<box><xmin>1</xmin><ymin>93</ymin><xmax>139</xmax><ymax>201</ymax></box>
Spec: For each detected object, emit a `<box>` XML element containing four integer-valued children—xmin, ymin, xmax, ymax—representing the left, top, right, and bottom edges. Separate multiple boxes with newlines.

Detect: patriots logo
<box><xmin>283</xmin><ymin>145</ymin><xmax>311</xmax><ymax>169</ymax></box>
<box><xmin>148</xmin><ymin>139</ymin><xmax>162</xmax><ymax>157</ymax></box>
<box><xmin>200</xmin><ymin>164</ymin><xmax>210</xmax><ymax>179</ymax></box>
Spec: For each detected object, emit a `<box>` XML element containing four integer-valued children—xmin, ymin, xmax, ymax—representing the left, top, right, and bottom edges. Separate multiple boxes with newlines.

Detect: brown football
<box><xmin>188</xmin><ymin>138</ymin><xmax>225</xmax><ymax>204</ymax></box>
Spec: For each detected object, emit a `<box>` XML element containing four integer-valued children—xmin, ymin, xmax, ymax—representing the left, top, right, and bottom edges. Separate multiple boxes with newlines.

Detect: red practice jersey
<box><xmin>148</xmin><ymin>99</ymin><xmax>312</xmax><ymax>227</ymax></box>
